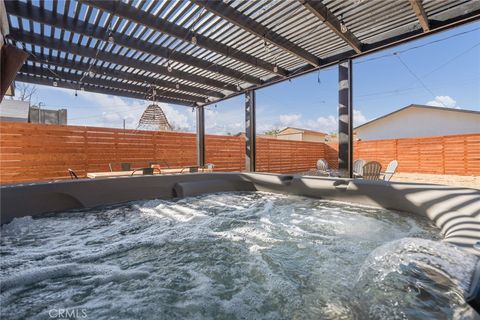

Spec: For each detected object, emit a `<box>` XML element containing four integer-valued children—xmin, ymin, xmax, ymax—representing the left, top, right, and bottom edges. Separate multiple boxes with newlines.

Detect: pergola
<box><xmin>3</xmin><ymin>0</ymin><xmax>480</xmax><ymax>177</ymax></box>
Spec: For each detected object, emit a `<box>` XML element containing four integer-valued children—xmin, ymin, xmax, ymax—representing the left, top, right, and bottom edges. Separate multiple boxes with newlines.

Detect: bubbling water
<box><xmin>0</xmin><ymin>192</ymin><xmax>477</xmax><ymax>319</ymax></box>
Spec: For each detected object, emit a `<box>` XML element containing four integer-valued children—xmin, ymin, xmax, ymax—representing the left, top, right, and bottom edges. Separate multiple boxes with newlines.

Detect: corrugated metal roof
<box><xmin>4</xmin><ymin>0</ymin><xmax>480</xmax><ymax>107</ymax></box>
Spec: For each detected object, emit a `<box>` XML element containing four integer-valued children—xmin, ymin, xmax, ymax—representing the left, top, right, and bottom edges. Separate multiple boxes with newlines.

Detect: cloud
<box><xmin>292</xmin><ymin>109</ymin><xmax>368</xmax><ymax>134</ymax></box>
<box><xmin>353</xmin><ymin>109</ymin><xmax>368</xmax><ymax>126</ymax></box>
<box><xmin>80</xmin><ymin>91</ymin><xmax>147</xmax><ymax>127</ymax></box>
<box><xmin>204</xmin><ymin>107</ymin><xmax>246</xmax><ymax>134</ymax></box>
<box><xmin>305</xmin><ymin>115</ymin><xmax>337</xmax><ymax>133</ymax></box>
<box><xmin>77</xmin><ymin>91</ymin><xmax>196</xmax><ymax>131</ymax></box>
<box><xmin>278</xmin><ymin>114</ymin><xmax>302</xmax><ymax>126</ymax></box>
<box><xmin>38</xmin><ymin>86</ymin><xmax>368</xmax><ymax>135</ymax></box>
<box><xmin>426</xmin><ymin>95</ymin><xmax>459</xmax><ymax>109</ymax></box>
<box><xmin>259</xmin><ymin>110</ymin><xmax>368</xmax><ymax>135</ymax></box>
<box><xmin>161</xmin><ymin>104</ymin><xmax>196</xmax><ymax>131</ymax></box>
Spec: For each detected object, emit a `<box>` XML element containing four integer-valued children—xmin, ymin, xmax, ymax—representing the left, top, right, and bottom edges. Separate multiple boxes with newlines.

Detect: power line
<box><xmin>356</xmin><ymin>76</ymin><xmax>479</xmax><ymax>99</ymax></box>
<box><xmin>68</xmin><ymin>104</ymin><xmax>149</xmax><ymax>121</ymax></box>
<box><xmin>422</xmin><ymin>41</ymin><xmax>480</xmax><ymax>78</ymax></box>
<box><xmin>355</xmin><ymin>26</ymin><xmax>480</xmax><ymax>65</ymax></box>
<box><xmin>394</xmin><ymin>53</ymin><xmax>446</xmax><ymax>107</ymax></box>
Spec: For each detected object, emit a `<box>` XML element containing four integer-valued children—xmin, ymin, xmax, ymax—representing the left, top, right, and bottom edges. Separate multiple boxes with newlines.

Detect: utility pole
<box><xmin>38</xmin><ymin>102</ymin><xmax>45</xmax><ymax>124</ymax></box>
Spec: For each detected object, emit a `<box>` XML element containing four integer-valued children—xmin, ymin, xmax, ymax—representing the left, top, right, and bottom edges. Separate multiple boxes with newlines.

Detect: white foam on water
<box><xmin>1</xmin><ymin>191</ymin><xmax>477</xmax><ymax>319</ymax></box>
<box><xmin>353</xmin><ymin>238</ymin><xmax>479</xmax><ymax>319</ymax></box>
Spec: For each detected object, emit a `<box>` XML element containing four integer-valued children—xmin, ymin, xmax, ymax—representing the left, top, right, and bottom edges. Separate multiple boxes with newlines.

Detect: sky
<box><xmin>11</xmin><ymin>21</ymin><xmax>480</xmax><ymax>135</ymax></box>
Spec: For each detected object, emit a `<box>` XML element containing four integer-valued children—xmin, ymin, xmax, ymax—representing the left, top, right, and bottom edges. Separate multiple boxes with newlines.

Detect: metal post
<box><xmin>245</xmin><ymin>90</ymin><xmax>256</xmax><ymax>172</ymax></box>
<box><xmin>38</xmin><ymin>102</ymin><xmax>45</xmax><ymax>124</ymax></box>
<box><xmin>196</xmin><ymin>106</ymin><xmax>205</xmax><ymax>167</ymax></box>
<box><xmin>338</xmin><ymin>59</ymin><xmax>353</xmax><ymax>178</ymax></box>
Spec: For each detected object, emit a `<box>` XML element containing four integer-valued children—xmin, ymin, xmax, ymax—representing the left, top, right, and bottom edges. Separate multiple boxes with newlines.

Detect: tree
<box><xmin>15</xmin><ymin>83</ymin><xmax>37</xmax><ymax>103</ymax></box>
<box><xmin>264</xmin><ymin>128</ymin><xmax>280</xmax><ymax>136</ymax></box>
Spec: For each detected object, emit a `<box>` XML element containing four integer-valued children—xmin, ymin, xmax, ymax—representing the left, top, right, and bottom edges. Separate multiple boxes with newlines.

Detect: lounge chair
<box><xmin>121</xmin><ymin>162</ymin><xmax>131</xmax><ymax>171</ymax></box>
<box><xmin>68</xmin><ymin>168</ymin><xmax>78</xmax><ymax>179</ymax></box>
<box><xmin>304</xmin><ymin>159</ymin><xmax>332</xmax><ymax>176</ymax></box>
<box><xmin>204</xmin><ymin>163</ymin><xmax>215</xmax><ymax>172</ymax></box>
<box><xmin>353</xmin><ymin>159</ymin><xmax>366</xmax><ymax>178</ymax></box>
<box><xmin>109</xmin><ymin>162</ymin><xmax>135</xmax><ymax>172</ymax></box>
<box><xmin>317</xmin><ymin>159</ymin><xmax>331</xmax><ymax>174</ymax></box>
<box><xmin>150</xmin><ymin>163</ymin><xmax>162</xmax><ymax>174</ymax></box>
<box><xmin>130</xmin><ymin>168</ymin><xmax>154</xmax><ymax>176</ymax></box>
<box><xmin>180</xmin><ymin>166</ymin><xmax>198</xmax><ymax>173</ymax></box>
<box><xmin>362</xmin><ymin>161</ymin><xmax>382</xmax><ymax>181</ymax></box>
<box><xmin>382</xmin><ymin>160</ymin><xmax>398</xmax><ymax>182</ymax></box>
<box><xmin>151</xmin><ymin>160</ymin><xmax>171</xmax><ymax>169</ymax></box>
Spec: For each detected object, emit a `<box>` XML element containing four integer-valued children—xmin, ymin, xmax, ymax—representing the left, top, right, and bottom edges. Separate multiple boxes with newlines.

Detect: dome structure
<box><xmin>137</xmin><ymin>103</ymin><xmax>172</xmax><ymax>131</ymax></box>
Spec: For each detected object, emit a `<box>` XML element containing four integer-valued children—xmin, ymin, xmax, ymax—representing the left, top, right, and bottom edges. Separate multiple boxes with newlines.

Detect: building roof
<box><xmin>277</xmin><ymin>127</ymin><xmax>327</xmax><ymax>136</ymax></box>
<box><xmin>355</xmin><ymin>104</ymin><xmax>480</xmax><ymax>130</ymax></box>
<box><xmin>4</xmin><ymin>1</ymin><xmax>479</xmax><ymax>107</ymax></box>
<box><xmin>234</xmin><ymin>132</ymin><xmax>276</xmax><ymax>139</ymax></box>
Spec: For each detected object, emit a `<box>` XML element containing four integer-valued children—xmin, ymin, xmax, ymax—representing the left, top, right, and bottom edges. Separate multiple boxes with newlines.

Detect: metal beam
<box><xmin>198</xmin><ymin>5</ymin><xmax>480</xmax><ymax>108</ymax></box>
<box><xmin>15</xmin><ymin>74</ymin><xmax>193</xmax><ymax>106</ymax></box>
<box><xmin>192</xmin><ymin>0</ymin><xmax>321</xmax><ymax>67</ymax></box>
<box><xmin>409</xmin><ymin>0</ymin><xmax>430</xmax><ymax>32</ymax></box>
<box><xmin>26</xmin><ymin>55</ymin><xmax>224</xmax><ymax>98</ymax></box>
<box><xmin>245</xmin><ymin>90</ymin><xmax>256</xmax><ymax>172</ymax></box>
<box><xmin>299</xmin><ymin>0</ymin><xmax>362</xmax><ymax>54</ymax></box>
<box><xmin>338</xmin><ymin>60</ymin><xmax>353</xmax><ymax>178</ymax></box>
<box><xmin>80</xmin><ymin>0</ymin><xmax>288</xmax><ymax>78</ymax></box>
<box><xmin>9</xmin><ymin>28</ymin><xmax>238</xmax><ymax>93</ymax></box>
<box><xmin>20</xmin><ymin>64</ymin><xmax>203</xmax><ymax>104</ymax></box>
<box><xmin>8</xmin><ymin>0</ymin><xmax>479</xmax><ymax>109</ymax></box>
<box><xmin>6</xmin><ymin>1</ymin><xmax>263</xmax><ymax>85</ymax></box>
<box><xmin>196</xmin><ymin>106</ymin><xmax>205</xmax><ymax>167</ymax></box>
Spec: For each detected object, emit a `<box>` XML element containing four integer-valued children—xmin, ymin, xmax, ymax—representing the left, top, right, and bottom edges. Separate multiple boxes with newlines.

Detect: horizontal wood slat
<box><xmin>0</xmin><ymin>122</ymin><xmax>478</xmax><ymax>184</ymax></box>
<box><xmin>326</xmin><ymin>134</ymin><xmax>480</xmax><ymax>176</ymax></box>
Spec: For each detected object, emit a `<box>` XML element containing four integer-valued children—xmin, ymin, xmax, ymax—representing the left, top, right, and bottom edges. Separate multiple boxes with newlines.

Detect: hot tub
<box><xmin>1</xmin><ymin>173</ymin><xmax>479</xmax><ymax>319</ymax></box>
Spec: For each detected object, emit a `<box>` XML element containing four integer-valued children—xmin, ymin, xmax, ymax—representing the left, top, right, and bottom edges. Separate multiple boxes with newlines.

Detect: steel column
<box><xmin>338</xmin><ymin>59</ymin><xmax>353</xmax><ymax>178</ymax></box>
<box><xmin>245</xmin><ymin>90</ymin><xmax>256</xmax><ymax>172</ymax></box>
<box><xmin>196</xmin><ymin>106</ymin><xmax>205</xmax><ymax>167</ymax></box>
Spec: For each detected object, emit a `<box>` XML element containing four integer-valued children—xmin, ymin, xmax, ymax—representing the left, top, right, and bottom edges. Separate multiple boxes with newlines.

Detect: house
<box><xmin>276</xmin><ymin>127</ymin><xmax>328</xmax><ymax>142</ymax></box>
<box><xmin>0</xmin><ymin>99</ymin><xmax>67</xmax><ymax>125</ymax></box>
<box><xmin>355</xmin><ymin>104</ymin><xmax>480</xmax><ymax>140</ymax></box>
<box><xmin>29</xmin><ymin>107</ymin><xmax>67</xmax><ymax>125</ymax></box>
<box><xmin>0</xmin><ymin>99</ymin><xmax>29</xmax><ymax>122</ymax></box>
<box><xmin>234</xmin><ymin>132</ymin><xmax>276</xmax><ymax>139</ymax></box>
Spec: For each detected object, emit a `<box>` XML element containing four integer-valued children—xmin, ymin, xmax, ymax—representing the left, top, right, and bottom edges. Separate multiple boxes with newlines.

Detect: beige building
<box><xmin>276</xmin><ymin>127</ymin><xmax>328</xmax><ymax>142</ymax></box>
<box><xmin>234</xmin><ymin>132</ymin><xmax>276</xmax><ymax>139</ymax></box>
<box><xmin>355</xmin><ymin>104</ymin><xmax>480</xmax><ymax>140</ymax></box>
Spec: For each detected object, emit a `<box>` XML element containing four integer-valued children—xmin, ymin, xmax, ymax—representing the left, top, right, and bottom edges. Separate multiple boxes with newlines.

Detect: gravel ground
<box><xmin>391</xmin><ymin>173</ymin><xmax>480</xmax><ymax>189</ymax></box>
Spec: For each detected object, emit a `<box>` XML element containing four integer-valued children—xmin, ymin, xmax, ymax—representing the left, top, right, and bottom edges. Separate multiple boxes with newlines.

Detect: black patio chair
<box><xmin>181</xmin><ymin>166</ymin><xmax>199</xmax><ymax>173</ymax></box>
<box><xmin>130</xmin><ymin>168</ymin><xmax>154</xmax><ymax>176</ymax></box>
<box><xmin>68</xmin><ymin>168</ymin><xmax>78</xmax><ymax>179</ymax></box>
<box><xmin>121</xmin><ymin>162</ymin><xmax>131</xmax><ymax>171</ymax></box>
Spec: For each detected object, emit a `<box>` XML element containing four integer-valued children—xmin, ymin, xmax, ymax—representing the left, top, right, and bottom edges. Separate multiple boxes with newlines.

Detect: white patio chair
<box><xmin>302</xmin><ymin>159</ymin><xmax>334</xmax><ymax>177</ymax></box>
<box><xmin>353</xmin><ymin>159</ymin><xmax>366</xmax><ymax>178</ymax></box>
<box><xmin>205</xmin><ymin>163</ymin><xmax>215</xmax><ymax>172</ymax></box>
<box><xmin>316</xmin><ymin>159</ymin><xmax>330</xmax><ymax>172</ymax></box>
<box><xmin>382</xmin><ymin>160</ymin><xmax>398</xmax><ymax>182</ymax></box>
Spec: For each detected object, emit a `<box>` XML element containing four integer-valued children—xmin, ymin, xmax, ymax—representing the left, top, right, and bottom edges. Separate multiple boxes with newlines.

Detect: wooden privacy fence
<box><xmin>325</xmin><ymin>133</ymin><xmax>480</xmax><ymax>176</ymax></box>
<box><xmin>0</xmin><ymin>122</ymin><xmax>326</xmax><ymax>184</ymax></box>
<box><xmin>0</xmin><ymin>122</ymin><xmax>478</xmax><ymax>184</ymax></box>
